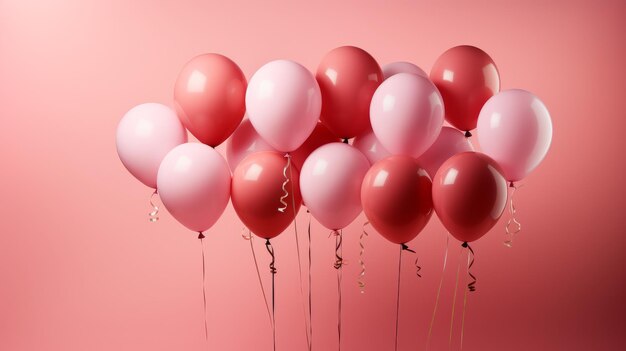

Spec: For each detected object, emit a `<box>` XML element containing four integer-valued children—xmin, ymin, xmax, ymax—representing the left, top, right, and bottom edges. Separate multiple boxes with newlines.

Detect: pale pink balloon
<box><xmin>300</xmin><ymin>143</ymin><xmax>370</xmax><ymax>230</ymax></box>
<box><xmin>353</xmin><ymin>129</ymin><xmax>391</xmax><ymax>165</ymax></box>
<box><xmin>477</xmin><ymin>89</ymin><xmax>553</xmax><ymax>182</ymax></box>
<box><xmin>157</xmin><ymin>143</ymin><xmax>231</xmax><ymax>233</ymax></box>
<box><xmin>226</xmin><ymin>118</ymin><xmax>276</xmax><ymax>172</ymax></box>
<box><xmin>382</xmin><ymin>61</ymin><xmax>427</xmax><ymax>80</ymax></box>
<box><xmin>418</xmin><ymin>126</ymin><xmax>474</xmax><ymax>179</ymax></box>
<box><xmin>246</xmin><ymin>60</ymin><xmax>322</xmax><ymax>152</ymax></box>
<box><xmin>370</xmin><ymin>73</ymin><xmax>444</xmax><ymax>158</ymax></box>
<box><xmin>116</xmin><ymin>103</ymin><xmax>188</xmax><ymax>189</ymax></box>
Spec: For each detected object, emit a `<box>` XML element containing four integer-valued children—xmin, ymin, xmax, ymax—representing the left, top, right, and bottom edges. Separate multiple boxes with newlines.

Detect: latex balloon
<box><xmin>382</xmin><ymin>61</ymin><xmax>427</xmax><ymax>80</ymax></box>
<box><xmin>477</xmin><ymin>89</ymin><xmax>553</xmax><ymax>182</ymax></box>
<box><xmin>361</xmin><ymin>156</ymin><xmax>433</xmax><ymax>244</ymax></box>
<box><xmin>174</xmin><ymin>53</ymin><xmax>247</xmax><ymax>146</ymax></box>
<box><xmin>246</xmin><ymin>60</ymin><xmax>322</xmax><ymax>152</ymax></box>
<box><xmin>370</xmin><ymin>73</ymin><xmax>444</xmax><ymax>158</ymax></box>
<box><xmin>316</xmin><ymin>46</ymin><xmax>383</xmax><ymax>138</ymax></box>
<box><xmin>290</xmin><ymin>122</ymin><xmax>340</xmax><ymax>171</ymax></box>
<box><xmin>226</xmin><ymin>118</ymin><xmax>276</xmax><ymax>172</ymax></box>
<box><xmin>116</xmin><ymin>103</ymin><xmax>188</xmax><ymax>188</ymax></box>
<box><xmin>300</xmin><ymin>143</ymin><xmax>370</xmax><ymax>230</ymax></box>
<box><xmin>231</xmin><ymin>151</ymin><xmax>302</xmax><ymax>239</ymax></box>
<box><xmin>430</xmin><ymin>46</ymin><xmax>500</xmax><ymax>133</ymax></box>
<box><xmin>432</xmin><ymin>152</ymin><xmax>508</xmax><ymax>243</ymax></box>
<box><xmin>418</xmin><ymin>126</ymin><xmax>474</xmax><ymax>179</ymax></box>
<box><xmin>157</xmin><ymin>143</ymin><xmax>231</xmax><ymax>233</ymax></box>
<box><xmin>353</xmin><ymin>129</ymin><xmax>391</xmax><ymax>165</ymax></box>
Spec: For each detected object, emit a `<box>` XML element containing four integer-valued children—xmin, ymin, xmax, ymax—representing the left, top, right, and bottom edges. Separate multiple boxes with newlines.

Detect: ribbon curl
<box><xmin>278</xmin><ymin>154</ymin><xmax>291</xmax><ymax>213</ymax></box>
<box><xmin>148</xmin><ymin>190</ymin><xmax>159</xmax><ymax>222</ymax></box>
<box><xmin>461</xmin><ymin>242</ymin><xmax>476</xmax><ymax>292</ymax></box>
<box><xmin>504</xmin><ymin>182</ymin><xmax>523</xmax><ymax>247</ymax></box>
<box><xmin>358</xmin><ymin>222</ymin><xmax>370</xmax><ymax>293</ymax></box>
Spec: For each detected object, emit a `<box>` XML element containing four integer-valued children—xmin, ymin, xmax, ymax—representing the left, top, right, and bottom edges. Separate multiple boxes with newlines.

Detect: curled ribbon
<box><xmin>278</xmin><ymin>154</ymin><xmax>291</xmax><ymax>213</ymax></box>
<box><xmin>504</xmin><ymin>182</ymin><xmax>523</xmax><ymax>247</ymax></box>
<box><xmin>461</xmin><ymin>242</ymin><xmax>476</xmax><ymax>292</ymax></box>
<box><xmin>358</xmin><ymin>222</ymin><xmax>370</xmax><ymax>293</ymax></box>
<box><xmin>331</xmin><ymin>230</ymin><xmax>344</xmax><ymax>269</ymax></box>
<box><xmin>148</xmin><ymin>190</ymin><xmax>159</xmax><ymax>222</ymax></box>
<box><xmin>400</xmin><ymin>244</ymin><xmax>421</xmax><ymax>278</ymax></box>
<box><xmin>265</xmin><ymin>239</ymin><xmax>277</xmax><ymax>351</ymax></box>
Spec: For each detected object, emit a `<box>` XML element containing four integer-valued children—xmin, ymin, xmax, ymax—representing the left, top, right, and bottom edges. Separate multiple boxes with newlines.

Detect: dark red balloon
<box><xmin>174</xmin><ymin>54</ymin><xmax>247</xmax><ymax>147</ymax></box>
<box><xmin>231</xmin><ymin>151</ymin><xmax>302</xmax><ymax>239</ymax></box>
<box><xmin>432</xmin><ymin>152</ymin><xmax>508</xmax><ymax>243</ymax></box>
<box><xmin>430</xmin><ymin>46</ymin><xmax>500</xmax><ymax>133</ymax></box>
<box><xmin>361</xmin><ymin>156</ymin><xmax>433</xmax><ymax>245</ymax></box>
<box><xmin>291</xmin><ymin>122</ymin><xmax>340</xmax><ymax>171</ymax></box>
<box><xmin>316</xmin><ymin>46</ymin><xmax>383</xmax><ymax>139</ymax></box>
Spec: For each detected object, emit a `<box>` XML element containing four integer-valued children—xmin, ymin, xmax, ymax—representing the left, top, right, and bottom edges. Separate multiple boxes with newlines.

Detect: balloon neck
<box><xmin>464</xmin><ymin>131</ymin><xmax>472</xmax><ymax>138</ymax></box>
<box><xmin>342</xmin><ymin>138</ymin><xmax>349</xmax><ymax>144</ymax></box>
<box><xmin>198</xmin><ymin>232</ymin><xmax>205</xmax><ymax>239</ymax></box>
<box><xmin>461</xmin><ymin>241</ymin><xmax>468</xmax><ymax>248</ymax></box>
<box><xmin>401</xmin><ymin>243</ymin><xmax>416</xmax><ymax>253</ymax></box>
<box><xmin>509</xmin><ymin>181</ymin><xmax>515</xmax><ymax>188</ymax></box>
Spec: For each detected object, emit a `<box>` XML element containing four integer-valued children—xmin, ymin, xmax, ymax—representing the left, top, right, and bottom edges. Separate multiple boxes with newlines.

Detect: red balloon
<box><xmin>231</xmin><ymin>151</ymin><xmax>302</xmax><ymax>239</ymax></box>
<box><xmin>316</xmin><ymin>46</ymin><xmax>383</xmax><ymax>139</ymax></box>
<box><xmin>432</xmin><ymin>152</ymin><xmax>508</xmax><ymax>243</ymax></box>
<box><xmin>430</xmin><ymin>46</ymin><xmax>500</xmax><ymax>133</ymax></box>
<box><xmin>361</xmin><ymin>156</ymin><xmax>433</xmax><ymax>245</ymax></box>
<box><xmin>290</xmin><ymin>122</ymin><xmax>340</xmax><ymax>171</ymax></box>
<box><xmin>174</xmin><ymin>54</ymin><xmax>247</xmax><ymax>147</ymax></box>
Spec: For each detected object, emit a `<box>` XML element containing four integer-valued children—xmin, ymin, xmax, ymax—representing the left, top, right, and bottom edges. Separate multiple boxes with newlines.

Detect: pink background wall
<box><xmin>1</xmin><ymin>0</ymin><xmax>625</xmax><ymax>350</ymax></box>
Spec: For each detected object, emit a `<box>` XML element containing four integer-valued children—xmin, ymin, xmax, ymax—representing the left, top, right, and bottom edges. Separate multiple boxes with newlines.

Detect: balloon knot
<box><xmin>342</xmin><ymin>138</ymin><xmax>349</xmax><ymax>144</ymax></box>
<box><xmin>509</xmin><ymin>181</ymin><xmax>515</xmax><ymax>188</ymax></box>
<box><xmin>198</xmin><ymin>232</ymin><xmax>205</xmax><ymax>239</ymax></box>
<box><xmin>464</xmin><ymin>131</ymin><xmax>472</xmax><ymax>138</ymax></box>
<box><xmin>461</xmin><ymin>242</ymin><xmax>468</xmax><ymax>248</ymax></box>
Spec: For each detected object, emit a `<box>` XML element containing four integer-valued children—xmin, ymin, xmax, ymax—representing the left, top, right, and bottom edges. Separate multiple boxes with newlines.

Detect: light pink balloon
<box><xmin>246</xmin><ymin>60</ymin><xmax>322</xmax><ymax>152</ymax></box>
<box><xmin>382</xmin><ymin>61</ymin><xmax>428</xmax><ymax>80</ymax></box>
<box><xmin>477</xmin><ymin>89</ymin><xmax>553</xmax><ymax>182</ymax></box>
<box><xmin>300</xmin><ymin>143</ymin><xmax>370</xmax><ymax>230</ymax></box>
<box><xmin>226</xmin><ymin>118</ymin><xmax>277</xmax><ymax>172</ymax></box>
<box><xmin>370</xmin><ymin>73</ymin><xmax>444</xmax><ymax>158</ymax></box>
<box><xmin>353</xmin><ymin>129</ymin><xmax>391</xmax><ymax>165</ymax></box>
<box><xmin>418</xmin><ymin>126</ymin><xmax>474</xmax><ymax>179</ymax></box>
<box><xmin>116</xmin><ymin>103</ymin><xmax>188</xmax><ymax>188</ymax></box>
<box><xmin>157</xmin><ymin>143</ymin><xmax>231</xmax><ymax>233</ymax></box>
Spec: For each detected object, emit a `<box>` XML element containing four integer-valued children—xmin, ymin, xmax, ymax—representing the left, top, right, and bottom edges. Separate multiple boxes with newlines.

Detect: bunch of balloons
<box><xmin>116</xmin><ymin>45</ymin><xmax>553</xmax><ymax>250</ymax></box>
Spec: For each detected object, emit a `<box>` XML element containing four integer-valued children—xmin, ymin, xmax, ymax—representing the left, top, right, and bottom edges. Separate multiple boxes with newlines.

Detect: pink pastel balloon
<box><xmin>246</xmin><ymin>60</ymin><xmax>322</xmax><ymax>152</ymax></box>
<box><xmin>418</xmin><ymin>126</ymin><xmax>474</xmax><ymax>178</ymax></box>
<box><xmin>382</xmin><ymin>61</ymin><xmax>427</xmax><ymax>80</ymax></box>
<box><xmin>370</xmin><ymin>73</ymin><xmax>444</xmax><ymax>158</ymax></box>
<box><xmin>226</xmin><ymin>118</ymin><xmax>277</xmax><ymax>172</ymax></box>
<box><xmin>157</xmin><ymin>143</ymin><xmax>231</xmax><ymax>233</ymax></box>
<box><xmin>477</xmin><ymin>89</ymin><xmax>553</xmax><ymax>182</ymax></box>
<box><xmin>353</xmin><ymin>129</ymin><xmax>391</xmax><ymax>165</ymax></box>
<box><xmin>116</xmin><ymin>103</ymin><xmax>188</xmax><ymax>189</ymax></box>
<box><xmin>300</xmin><ymin>143</ymin><xmax>370</xmax><ymax>230</ymax></box>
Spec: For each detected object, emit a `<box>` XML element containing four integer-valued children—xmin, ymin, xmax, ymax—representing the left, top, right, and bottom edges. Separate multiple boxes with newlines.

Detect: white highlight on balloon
<box><xmin>187</xmin><ymin>70</ymin><xmax>207</xmax><ymax>93</ymax></box>
<box><xmin>443</xmin><ymin>168</ymin><xmax>458</xmax><ymax>185</ymax></box>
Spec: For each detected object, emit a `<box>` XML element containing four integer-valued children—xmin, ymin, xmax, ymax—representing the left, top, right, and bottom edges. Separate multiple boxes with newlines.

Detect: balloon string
<box><xmin>278</xmin><ymin>154</ymin><xmax>291</xmax><ymax>213</ymax></box>
<box><xmin>198</xmin><ymin>232</ymin><xmax>208</xmax><ymax>346</ymax></box>
<box><xmin>148</xmin><ymin>190</ymin><xmax>159</xmax><ymax>222</ymax></box>
<box><xmin>504</xmin><ymin>183</ymin><xmax>523</xmax><ymax>247</ymax></box>
<box><xmin>287</xmin><ymin>158</ymin><xmax>311</xmax><ymax>351</ymax></box>
<box><xmin>265</xmin><ymin>239</ymin><xmax>277</xmax><ymax>351</ymax></box>
<box><xmin>460</xmin><ymin>244</ymin><xmax>475</xmax><ymax>350</ymax></box>
<box><xmin>332</xmin><ymin>229</ymin><xmax>343</xmax><ymax>351</ymax></box>
<box><xmin>307</xmin><ymin>210</ymin><xmax>313</xmax><ymax>350</ymax></box>
<box><xmin>394</xmin><ymin>246</ymin><xmax>403</xmax><ymax>351</ymax></box>
<box><xmin>448</xmin><ymin>245</ymin><xmax>463</xmax><ymax>350</ymax></box>
<box><xmin>358</xmin><ymin>222</ymin><xmax>370</xmax><ymax>293</ymax></box>
<box><xmin>242</xmin><ymin>229</ymin><xmax>272</xmax><ymax>327</ymax></box>
<box><xmin>426</xmin><ymin>236</ymin><xmax>449</xmax><ymax>351</ymax></box>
